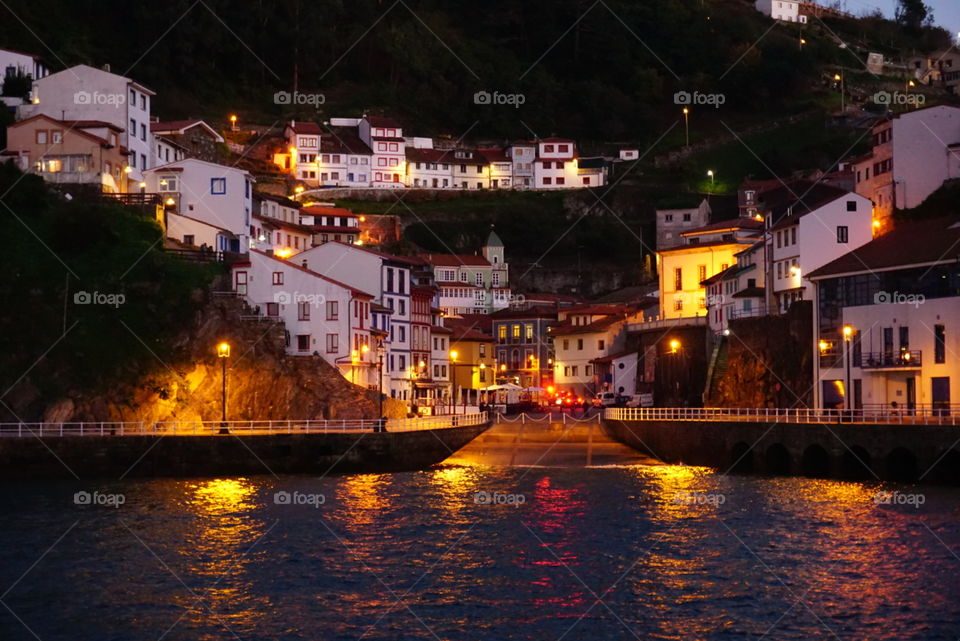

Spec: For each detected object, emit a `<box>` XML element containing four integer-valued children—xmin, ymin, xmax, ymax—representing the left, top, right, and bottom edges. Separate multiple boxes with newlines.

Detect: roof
<box><xmin>732</xmin><ymin>286</ymin><xmax>766</xmax><ymax>299</ymax></box>
<box><xmin>324</xmin><ymin>240</ymin><xmax>423</xmax><ymax>266</ymax></box>
<box><xmin>288</xmin><ymin>121</ymin><xmax>324</xmax><ymax>135</ymax></box>
<box><xmin>808</xmin><ymin>216</ymin><xmax>960</xmax><ymax>279</ymax></box>
<box><xmin>768</xmin><ymin>186</ymin><xmax>859</xmax><ymax>231</ymax></box>
<box><xmin>478</xmin><ymin>147</ymin><xmax>509</xmax><ymax>163</ymax></box>
<box><xmin>422</xmin><ymin>253</ymin><xmax>491</xmax><ymax>267</ymax></box>
<box><xmin>562</xmin><ymin>304</ymin><xmax>630</xmax><ymax>316</ymax></box>
<box><xmin>591</xmin><ymin>349</ymin><xmax>637</xmax><ymax>364</ymax></box>
<box><xmin>552</xmin><ymin>315</ymin><xmax>625</xmax><ymax>336</ymax></box>
<box><xmin>8</xmin><ymin>114</ymin><xmax>118</xmax><ymax>148</ymax></box>
<box><xmin>485</xmin><ymin>228</ymin><xmax>504</xmax><ymax>248</ymax></box>
<box><xmin>150</xmin><ymin>119</ymin><xmax>224</xmax><ymax>142</ymax></box>
<box><xmin>252</xmin><ymin>213</ymin><xmax>315</xmax><ymax>234</ymax></box>
<box><xmin>682</xmin><ymin>217</ymin><xmax>764</xmax><ymax>236</ymax></box>
<box><xmin>371</xmin><ymin>136</ymin><xmax>405</xmax><ymax>143</ymax></box>
<box><xmin>254</xmin><ymin>191</ymin><xmax>301</xmax><ymax>209</ymax></box>
<box><xmin>659</xmin><ymin>238</ymin><xmax>759</xmax><ymax>253</ymax></box>
<box><xmin>247</xmin><ymin>249</ymin><xmax>374</xmax><ymax>298</ymax></box>
<box><xmin>365</xmin><ymin>116</ymin><xmax>403</xmax><ymax>129</ymax></box>
<box><xmin>302</xmin><ymin>205</ymin><xmax>358</xmax><ymax>218</ymax></box>
<box><xmin>488</xmin><ymin>305</ymin><xmax>559</xmax><ymax>320</ymax></box>
<box><xmin>540</xmin><ymin>137</ymin><xmax>575</xmax><ymax>144</ymax></box>
<box><xmin>168</xmin><ymin>211</ymin><xmax>234</xmax><ymax>234</ymax></box>
<box><xmin>62</xmin><ymin>120</ymin><xmax>123</xmax><ymax>132</ymax></box>
<box><xmin>321</xmin><ymin>129</ymin><xmax>373</xmax><ymax>155</ymax></box>
<box><xmin>701</xmin><ymin>265</ymin><xmax>736</xmax><ymax>286</ymax></box>
<box><xmin>445</xmin><ymin>317</ymin><xmax>493</xmax><ymax>342</ymax></box>
<box><xmin>451</xmin><ymin>314</ymin><xmax>493</xmax><ymax>334</ymax></box>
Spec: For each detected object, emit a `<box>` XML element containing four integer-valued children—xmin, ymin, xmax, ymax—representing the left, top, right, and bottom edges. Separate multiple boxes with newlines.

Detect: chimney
<box><xmin>301</xmin><ymin>260</ymin><xmax>308</xmax><ymax>269</ymax></box>
<box><xmin>102</xmin><ymin>63</ymin><xmax>110</xmax><ymax>72</ymax></box>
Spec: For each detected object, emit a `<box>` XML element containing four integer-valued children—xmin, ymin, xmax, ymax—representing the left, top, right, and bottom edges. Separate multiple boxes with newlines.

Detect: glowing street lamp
<box><xmin>834</xmin><ymin>72</ymin><xmax>845</xmax><ymax>114</ymax></box>
<box><xmin>682</xmin><ymin>107</ymin><xmax>690</xmax><ymax>147</ymax></box>
<box><xmin>217</xmin><ymin>342</ymin><xmax>230</xmax><ymax>432</ymax></box>
<box><xmin>669</xmin><ymin>339</ymin><xmax>681</xmax><ymax>354</ymax></box>
<box><xmin>229</xmin><ymin>114</ymin><xmax>238</xmax><ymax>131</ymax></box>
<box><xmin>842</xmin><ymin>325</ymin><xmax>854</xmax><ymax>414</ymax></box>
<box><xmin>707</xmin><ymin>170</ymin><xmax>715</xmax><ymax>188</ymax></box>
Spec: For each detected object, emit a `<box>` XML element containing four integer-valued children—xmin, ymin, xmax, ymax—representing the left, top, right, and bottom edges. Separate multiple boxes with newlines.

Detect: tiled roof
<box><xmin>321</xmin><ymin>129</ymin><xmax>373</xmax><ymax>155</ymax></box>
<box><xmin>551</xmin><ymin>315</ymin><xmax>625</xmax><ymax>336</ymax></box>
<box><xmin>254</xmin><ymin>191</ymin><xmax>301</xmax><ymax>209</ymax></box>
<box><xmin>248</xmin><ymin>249</ymin><xmax>373</xmax><ymax>298</ymax></box>
<box><xmin>288</xmin><ymin>121</ymin><xmax>324</xmax><ymax>135</ymax></box>
<box><xmin>681</xmin><ymin>217</ymin><xmax>764</xmax><ymax>236</ymax></box>
<box><xmin>808</xmin><ymin>216</ymin><xmax>960</xmax><ymax>278</ymax></box>
<box><xmin>540</xmin><ymin>137</ymin><xmax>575</xmax><ymax>143</ymax></box>
<box><xmin>422</xmin><ymin>253</ymin><xmax>491</xmax><ymax>267</ymax></box>
<box><xmin>365</xmin><ymin>116</ymin><xmax>402</xmax><ymax>128</ymax></box>
<box><xmin>478</xmin><ymin>147</ymin><xmax>509</xmax><ymax>163</ymax></box>
<box><xmin>731</xmin><ymin>286</ymin><xmax>765</xmax><ymax>299</ymax></box>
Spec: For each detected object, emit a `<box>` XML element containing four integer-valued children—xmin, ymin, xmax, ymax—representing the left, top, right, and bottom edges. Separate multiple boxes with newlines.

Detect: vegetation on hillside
<box><xmin>0</xmin><ymin>0</ymin><xmax>950</xmax><ymax>146</ymax></box>
<box><xmin>0</xmin><ymin>164</ymin><xmax>219</xmax><ymax>419</ymax></box>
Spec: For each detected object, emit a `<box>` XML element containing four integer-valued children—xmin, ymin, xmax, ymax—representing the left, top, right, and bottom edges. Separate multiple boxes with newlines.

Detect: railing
<box><xmin>0</xmin><ymin>412</ymin><xmax>489</xmax><ymax>438</ymax></box>
<box><xmin>860</xmin><ymin>351</ymin><xmax>922</xmax><ymax>369</ymax></box>
<box><xmin>604</xmin><ymin>406</ymin><xmax>960</xmax><ymax>426</ymax></box>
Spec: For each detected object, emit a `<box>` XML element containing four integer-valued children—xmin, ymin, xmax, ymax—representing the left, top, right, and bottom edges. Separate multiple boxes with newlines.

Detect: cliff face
<box><xmin>39</xmin><ymin>293</ymin><xmax>397</xmax><ymax>424</ymax></box>
<box><xmin>709</xmin><ymin>302</ymin><xmax>813</xmax><ymax>408</ymax></box>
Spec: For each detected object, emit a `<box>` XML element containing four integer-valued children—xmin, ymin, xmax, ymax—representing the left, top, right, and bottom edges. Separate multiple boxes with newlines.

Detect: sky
<box><xmin>869</xmin><ymin>0</ymin><xmax>960</xmax><ymax>41</ymax></box>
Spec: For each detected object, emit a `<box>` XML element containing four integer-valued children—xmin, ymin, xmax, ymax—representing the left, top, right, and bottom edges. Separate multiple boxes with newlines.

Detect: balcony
<box><xmin>860</xmin><ymin>351</ymin><xmax>922</xmax><ymax>370</ymax></box>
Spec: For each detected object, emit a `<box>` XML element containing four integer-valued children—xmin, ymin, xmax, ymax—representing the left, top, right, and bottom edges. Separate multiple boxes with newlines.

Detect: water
<box><xmin>2</xmin><ymin>421</ymin><xmax>959</xmax><ymax>640</ymax></box>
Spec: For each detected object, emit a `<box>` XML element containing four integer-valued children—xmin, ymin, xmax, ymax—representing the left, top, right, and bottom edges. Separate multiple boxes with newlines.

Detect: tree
<box><xmin>895</xmin><ymin>0</ymin><xmax>932</xmax><ymax>34</ymax></box>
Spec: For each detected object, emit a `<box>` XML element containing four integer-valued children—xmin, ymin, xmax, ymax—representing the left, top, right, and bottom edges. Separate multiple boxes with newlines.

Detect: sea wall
<box><xmin>602</xmin><ymin>418</ymin><xmax>960</xmax><ymax>484</ymax></box>
<box><xmin>0</xmin><ymin>423</ymin><xmax>490</xmax><ymax>479</ymax></box>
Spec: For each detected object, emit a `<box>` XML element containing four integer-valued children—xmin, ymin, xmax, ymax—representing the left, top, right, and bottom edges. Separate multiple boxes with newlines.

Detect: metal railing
<box><xmin>0</xmin><ymin>412</ymin><xmax>489</xmax><ymax>438</ymax></box>
<box><xmin>604</xmin><ymin>406</ymin><xmax>960</xmax><ymax>426</ymax></box>
<box><xmin>860</xmin><ymin>351</ymin><xmax>922</xmax><ymax>369</ymax></box>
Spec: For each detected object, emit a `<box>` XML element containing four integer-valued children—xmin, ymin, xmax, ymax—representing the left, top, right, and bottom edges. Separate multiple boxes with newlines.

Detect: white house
<box><xmin>551</xmin><ymin>304</ymin><xmax>646</xmax><ymax>396</ymax></box>
<box><xmin>768</xmin><ymin>188</ymin><xmax>874</xmax><ymax>313</ymax></box>
<box><xmin>406</xmin><ymin>148</ymin><xmax>454</xmax><ymax>189</ymax></box>
<box><xmin>853</xmin><ymin>105</ymin><xmax>960</xmax><ymax>228</ymax></box>
<box><xmin>533</xmin><ymin>137</ymin><xmax>580</xmax><ymax>189</ymax></box>
<box><xmin>359</xmin><ymin>116</ymin><xmax>406</xmax><ymax>188</ymax></box>
<box><xmin>756</xmin><ymin>0</ymin><xmax>807</xmax><ymax>23</ymax></box>
<box><xmin>809</xmin><ymin>217</ymin><xmax>960</xmax><ymax>412</ymax></box>
<box><xmin>422</xmin><ymin>229</ymin><xmax>511</xmax><ymax>315</ymax></box>
<box><xmin>293</xmin><ymin>242</ymin><xmax>420</xmax><ymax>401</ymax></box>
<box><xmin>252</xmin><ymin>192</ymin><xmax>313</xmax><ymax>256</ymax></box>
<box><xmin>144</xmin><ymin>158</ymin><xmax>253</xmax><ymax>253</ymax></box>
<box><xmin>231</xmin><ymin>249</ymin><xmax>377</xmax><ymax>386</ymax></box>
<box><xmin>705</xmin><ymin>239</ymin><xmax>767</xmax><ymax>335</ymax></box>
<box><xmin>507</xmin><ymin>141</ymin><xmax>536</xmax><ymax>189</ymax></box>
<box><xmin>20</xmin><ymin>64</ymin><xmax>154</xmax><ymax>181</ymax></box>
<box><xmin>0</xmin><ymin>47</ymin><xmax>48</xmax><ymax>82</ymax></box>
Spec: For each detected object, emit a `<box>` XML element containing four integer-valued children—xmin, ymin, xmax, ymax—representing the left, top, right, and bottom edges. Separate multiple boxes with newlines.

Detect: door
<box><xmin>932</xmin><ymin>377</ymin><xmax>951</xmax><ymax>416</ymax></box>
<box><xmin>905</xmin><ymin>377</ymin><xmax>916</xmax><ymax>413</ymax></box>
<box><xmin>234</xmin><ymin>270</ymin><xmax>247</xmax><ymax>296</ymax></box>
<box><xmin>883</xmin><ymin>327</ymin><xmax>894</xmax><ymax>365</ymax></box>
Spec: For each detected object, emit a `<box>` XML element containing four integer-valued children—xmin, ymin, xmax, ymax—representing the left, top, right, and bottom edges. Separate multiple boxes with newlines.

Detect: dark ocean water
<box><xmin>1</xmin><ymin>448</ymin><xmax>959</xmax><ymax>640</ymax></box>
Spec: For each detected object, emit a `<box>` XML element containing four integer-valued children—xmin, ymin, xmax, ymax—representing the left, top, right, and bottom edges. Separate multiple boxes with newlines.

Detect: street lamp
<box><xmin>834</xmin><ymin>73</ymin><xmax>845</xmax><ymax>114</ymax></box>
<box><xmin>707</xmin><ymin>170</ymin><xmax>715</xmax><ymax>189</ymax></box>
<box><xmin>843</xmin><ymin>324</ymin><xmax>854</xmax><ymax>416</ymax></box>
<box><xmin>217</xmin><ymin>342</ymin><xmax>230</xmax><ymax>433</ymax></box>
<box><xmin>450</xmin><ymin>350</ymin><xmax>460</xmax><ymax>414</ymax></box>
<box><xmin>670</xmin><ymin>339</ymin><xmax>681</xmax><ymax>354</ymax></box>
<box><xmin>682</xmin><ymin>107</ymin><xmax>690</xmax><ymax>147</ymax></box>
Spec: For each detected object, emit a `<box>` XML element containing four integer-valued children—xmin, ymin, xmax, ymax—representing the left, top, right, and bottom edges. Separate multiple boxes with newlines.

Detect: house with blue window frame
<box><xmin>144</xmin><ymin>158</ymin><xmax>253</xmax><ymax>253</ymax></box>
<box><xmin>295</xmin><ymin>241</ymin><xmax>421</xmax><ymax>402</ymax></box>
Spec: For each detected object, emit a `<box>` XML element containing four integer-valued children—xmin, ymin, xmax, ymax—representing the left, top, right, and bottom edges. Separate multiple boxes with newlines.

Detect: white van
<box><xmin>593</xmin><ymin>392</ymin><xmax>618</xmax><ymax>407</ymax></box>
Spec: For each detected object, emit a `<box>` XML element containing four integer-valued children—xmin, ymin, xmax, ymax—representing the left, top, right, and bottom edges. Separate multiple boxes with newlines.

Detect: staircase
<box><xmin>703</xmin><ymin>336</ymin><xmax>730</xmax><ymax>404</ymax></box>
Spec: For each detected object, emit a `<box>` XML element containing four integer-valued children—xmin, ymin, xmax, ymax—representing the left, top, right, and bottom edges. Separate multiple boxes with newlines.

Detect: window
<box><xmin>674</xmin><ymin>299</ymin><xmax>683</xmax><ymax>311</ymax></box>
<box><xmin>266</xmin><ymin>302</ymin><xmax>279</xmax><ymax>317</ymax></box>
<box><xmin>563</xmin><ymin>339</ymin><xmax>569</xmax><ymax>350</ymax></box>
<box><xmin>475</xmin><ymin>273</ymin><xmax>483</xmax><ymax>286</ymax></box>
<box><xmin>512</xmin><ymin>324</ymin><xmax>521</xmax><ymax>340</ymax></box>
<box><xmin>846</xmin><ymin>200</ymin><xmax>857</xmax><ymax>212</ymax></box>
<box><xmin>272</xmin><ymin>272</ymin><xmax>283</xmax><ymax>285</ymax></box>
<box><xmin>674</xmin><ymin>268</ymin><xmax>683</xmax><ymax>291</ymax></box>
<box><xmin>664</xmin><ymin>214</ymin><xmax>674</xmax><ymax>222</ymax></box>
<box><xmin>498</xmin><ymin>325</ymin><xmax>507</xmax><ymax>341</ymax></box>
<box><xmin>556</xmin><ymin>178</ymin><xmax>565</xmax><ymax>185</ymax></box>
<box><xmin>51</xmin><ymin>130</ymin><xmax>62</xmax><ymax>144</ymax></box>
<box><xmin>544</xmin><ymin>177</ymin><xmax>552</xmax><ymax>185</ymax></box>
<box><xmin>577</xmin><ymin>339</ymin><xmax>583</xmax><ymax>350</ymax></box>
<box><xmin>791</xmin><ymin>227</ymin><xmax>797</xmax><ymax>245</ymax></box>
<box><xmin>326</xmin><ymin>334</ymin><xmax>338</xmax><ymax>353</ymax></box>
<box><xmin>683</xmin><ymin>213</ymin><xmax>692</xmax><ymax>222</ymax></box>
<box><xmin>582</xmin><ymin>177</ymin><xmax>591</xmax><ymax>185</ymax></box>
<box><xmin>571</xmin><ymin>366</ymin><xmax>579</xmax><ymax>377</ymax></box>
<box><xmin>492</xmin><ymin>272</ymin><xmax>500</xmax><ymax>286</ymax></box>
<box><xmin>211</xmin><ymin>178</ymin><xmax>227</xmax><ymax>194</ymax></box>
<box><xmin>35</xmin><ymin>130</ymin><xmax>47</xmax><ymax>144</ymax></box>
<box><xmin>598</xmin><ymin>339</ymin><xmax>605</xmax><ymax>350</ymax></box>
<box><xmin>296</xmin><ymin>302</ymin><xmax>309</xmax><ymax>321</ymax></box>
<box><xmin>525</xmin><ymin>324</ymin><xmax>533</xmax><ymax>341</ymax></box>
<box><xmin>837</xmin><ymin>226</ymin><xmax>849</xmax><ymax>243</ymax></box>
<box><xmin>140</xmin><ymin>123</ymin><xmax>146</xmax><ymax>141</ymax></box>
<box><xmin>297</xmin><ymin>335</ymin><xmax>310</xmax><ymax>352</ymax></box>
<box><xmin>698</xmin><ymin>265</ymin><xmax>707</xmax><ymax>283</ymax></box>
<box><xmin>935</xmin><ymin>324</ymin><xmax>946</xmax><ymax>364</ymax></box>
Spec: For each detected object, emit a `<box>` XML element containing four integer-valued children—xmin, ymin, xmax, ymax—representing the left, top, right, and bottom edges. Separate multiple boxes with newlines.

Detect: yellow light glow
<box><xmin>123</xmin><ymin>166</ymin><xmax>132</xmax><ymax>174</ymax></box>
<box><xmin>354</xmin><ymin>240</ymin><xmax>363</xmax><ymax>246</ymax></box>
<box><xmin>872</xmin><ymin>220</ymin><xmax>881</xmax><ymax>228</ymax></box>
<box><xmin>217</xmin><ymin>342</ymin><xmax>231</xmax><ymax>358</ymax></box>
<box><xmin>230</xmin><ymin>114</ymin><xmax>237</xmax><ymax>122</ymax></box>
<box><xmin>351</xmin><ymin>349</ymin><xmax>359</xmax><ymax>363</ymax></box>
<box><xmin>834</xmin><ymin>73</ymin><xmax>841</xmax><ymax>81</ymax></box>
<box><xmin>547</xmin><ymin>385</ymin><xmax>555</xmax><ymax>394</ymax></box>
<box><xmin>500</xmin><ymin>364</ymin><xmax>506</xmax><ymax>371</ymax></box>
<box><xmin>683</xmin><ymin>107</ymin><xmax>689</xmax><ymax>115</ymax></box>
<box><xmin>754</xmin><ymin>214</ymin><xmax>763</xmax><ymax>221</ymax></box>
<box><xmin>842</xmin><ymin>325</ymin><xmax>853</xmax><ymax>340</ymax></box>
<box><xmin>289</xmin><ymin>146</ymin><xmax>297</xmax><ymax>155</ymax></box>
<box><xmin>164</xmin><ymin>197</ymin><xmax>175</xmax><ymax>206</ymax></box>
<box><xmin>669</xmin><ymin>339</ymin><xmax>681</xmax><ymax>353</ymax></box>
<box><xmin>362</xmin><ymin>344</ymin><xmax>370</xmax><ymax>353</ymax></box>
<box><xmin>819</xmin><ymin>340</ymin><xmax>829</xmax><ymax>352</ymax></box>
<box><xmin>294</xmin><ymin>186</ymin><xmax>305</xmax><ymax>194</ymax></box>
<box><xmin>418</xmin><ymin>360</ymin><xmax>426</xmax><ymax>368</ymax></box>
<box><xmin>479</xmin><ymin>363</ymin><xmax>485</xmax><ymax>370</ymax></box>
<box><xmin>790</xmin><ymin>266</ymin><xmax>800</xmax><ymax>276</ymax></box>
<box><xmin>450</xmin><ymin>350</ymin><xmax>459</xmax><ymax>362</ymax></box>
<box><xmin>359</xmin><ymin>215</ymin><xmax>366</xmax><ymax>222</ymax></box>
<box><xmin>275</xmin><ymin>248</ymin><xmax>293</xmax><ymax>259</ymax></box>
<box><xmin>138</xmin><ymin>181</ymin><xmax>146</xmax><ymax>188</ymax></box>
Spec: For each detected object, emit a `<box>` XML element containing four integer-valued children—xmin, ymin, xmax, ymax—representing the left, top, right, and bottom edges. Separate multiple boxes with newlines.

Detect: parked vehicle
<box><xmin>625</xmin><ymin>393</ymin><xmax>654</xmax><ymax>408</ymax></box>
<box><xmin>592</xmin><ymin>392</ymin><xmax>618</xmax><ymax>408</ymax></box>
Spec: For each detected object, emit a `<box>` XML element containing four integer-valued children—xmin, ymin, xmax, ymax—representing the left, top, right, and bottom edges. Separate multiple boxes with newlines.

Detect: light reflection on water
<box><xmin>1</xmin><ymin>463</ymin><xmax>959</xmax><ymax>641</ymax></box>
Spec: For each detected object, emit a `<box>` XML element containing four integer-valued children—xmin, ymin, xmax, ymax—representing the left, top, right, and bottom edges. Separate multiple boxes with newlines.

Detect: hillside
<box><xmin>0</xmin><ymin>0</ymin><xmax>951</xmax><ymax>145</ymax></box>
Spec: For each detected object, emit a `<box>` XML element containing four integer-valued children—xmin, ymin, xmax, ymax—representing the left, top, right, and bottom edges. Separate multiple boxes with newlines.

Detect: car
<box><xmin>592</xmin><ymin>392</ymin><xmax>618</xmax><ymax>408</ymax></box>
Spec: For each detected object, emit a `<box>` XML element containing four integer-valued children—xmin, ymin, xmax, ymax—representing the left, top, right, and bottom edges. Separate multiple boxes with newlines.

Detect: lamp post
<box><xmin>682</xmin><ymin>107</ymin><xmax>690</xmax><ymax>147</ymax></box>
<box><xmin>230</xmin><ymin>114</ymin><xmax>238</xmax><ymax>132</ymax></box>
<box><xmin>217</xmin><ymin>342</ymin><xmax>230</xmax><ymax>433</ymax></box>
<box><xmin>376</xmin><ymin>342</ymin><xmax>385</xmax><ymax>431</ymax></box>
<box><xmin>843</xmin><ymin>324</ymin><xmax>853</xmax><ymax>418</ymax></box>
<box><xmin>450</xmin><ymin>350</ymin><xmax>460</xmax><ymax>415</ymax></box>
<box><xmin>669</xmin><ymin>339</ymin><xmax>681</xmax><ymax>406</ymax></box>
<box><xmin>707</xmin><ymin>170</ymin><xmax>715</xmax><ymax>190</ymax></box>
<box><xmin>834</xmin><ymin>73</ymin><xmax>845</xmax><ymax>114</ymax></box>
